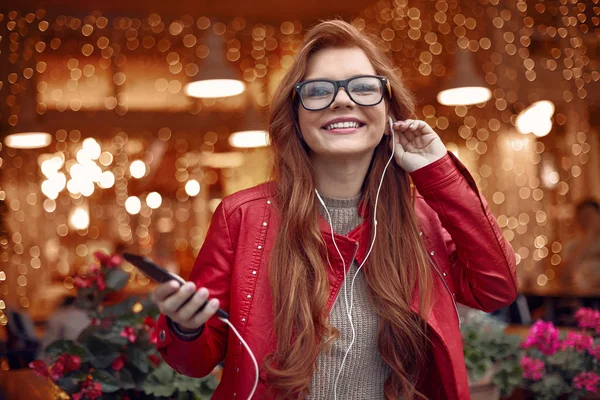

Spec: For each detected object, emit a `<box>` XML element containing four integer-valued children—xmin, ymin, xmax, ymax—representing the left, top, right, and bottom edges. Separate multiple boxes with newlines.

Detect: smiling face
<box><xmin>297</xmin><ymin>47</ymin><xmax>388</xmax><ymax>164</ymax></box>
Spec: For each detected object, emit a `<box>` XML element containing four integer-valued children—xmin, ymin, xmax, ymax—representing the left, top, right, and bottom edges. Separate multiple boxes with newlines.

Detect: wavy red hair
<box><xmin>265</xmin><ymin>20</ymin><xmax>434</xmax><ymax>399</ymax></box>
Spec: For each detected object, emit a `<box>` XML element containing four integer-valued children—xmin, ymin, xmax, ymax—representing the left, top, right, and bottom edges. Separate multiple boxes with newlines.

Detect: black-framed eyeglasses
<box><xmin>293</xmin><ymin>75</ymin><xmax>392</xmax><ymax>111</ymax></box>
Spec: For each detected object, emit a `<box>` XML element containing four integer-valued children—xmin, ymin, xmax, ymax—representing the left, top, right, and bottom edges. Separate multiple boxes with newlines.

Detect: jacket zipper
<box><xmin>427</xmin><ymin>253</ymin><xmax>461</xmax><ymax>328</ymax></box>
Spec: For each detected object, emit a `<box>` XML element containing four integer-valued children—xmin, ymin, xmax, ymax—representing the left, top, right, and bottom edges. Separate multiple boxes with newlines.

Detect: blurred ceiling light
<box><xmin>229</xmin><ymin>130</ymin><xmax>270</xmax><ymax>148</ymax></box>
<box><xmin>184</xmin><ymin>31</ymin><xmax>245</xmax><ymax>98</ymax></box>
<box><xmin>516</xmin><ymin>100</ymin><xmax>555</xmax><ymax>137</ymax></box>
<box><xmin>69</xmin><ymin>207</ymin><xmax>90</xmax><ymax>230</ymax></box>
<box><xmin>4</xmin><ymin>132</ymin><xmax>52</xmax><ymax>149</ymax></box>
<box><xmin>437</xmin><ymin>50</ymin><xmax>491</xmax><ymax>106</ymax></box>
<box><xmin>146</xmin><ymin>192</ymin><xmax>162</xmax><ymax>209</ymax></box>
<box><xmin>130</xmin><ymin>160</ymin><xmax>147</xmax><ymax>179</ymax></box>
<box><xmin>125</xmin><ymin>196</ymin><xmax>141</xmax><ymax>214</ymax></box>
<box><xmin>229</xmin><ymin>104</ymin><xmax>269</xmax><ymax>148</ymax></box>
<box><xmin>185</xmin><ymin>179</ymin><xmax>201</xmax><ymax>196</ymax></box>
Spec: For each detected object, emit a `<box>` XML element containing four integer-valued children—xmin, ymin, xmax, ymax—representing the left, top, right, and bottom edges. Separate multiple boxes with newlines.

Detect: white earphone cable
<box><xmin>219</xmin><ymin>317</ymin><xmax>259</xmax><ymax>400</ymax></box>
<box><xmin>227</xmin><ymin>117</ymin><xmax>397</xmax><ymax>400</ymax></box>
<box><xmin>320</xmin><ymin>116</ymin><xmax>397</xmax><ymax>400</ymax></box>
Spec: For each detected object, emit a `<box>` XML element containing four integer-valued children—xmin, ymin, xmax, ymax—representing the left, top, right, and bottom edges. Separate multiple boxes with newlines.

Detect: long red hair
<box><xmin>265</xmin><ymin>20</ymin><xmax>434</xmax><ymax>399</ymax></box>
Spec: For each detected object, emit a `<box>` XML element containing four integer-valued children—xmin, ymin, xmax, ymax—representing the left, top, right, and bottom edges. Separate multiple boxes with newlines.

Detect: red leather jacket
<box><xmin>156</xmin><ymin>153</ymin><xmax>518</xmax><ymax>399</ymax></box>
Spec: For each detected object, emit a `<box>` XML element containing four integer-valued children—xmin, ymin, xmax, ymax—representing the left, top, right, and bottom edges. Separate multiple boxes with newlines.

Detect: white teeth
<box><xmin>325</xmin><ymin>121</ymin><xmax>361</xmax><ymax>130</ymax></box>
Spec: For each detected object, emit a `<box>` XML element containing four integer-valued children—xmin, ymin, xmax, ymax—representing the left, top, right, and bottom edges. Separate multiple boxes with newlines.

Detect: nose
<box><xmin>330</xmin><ymin>88</ymin><xmax>355</xmax><ymax>110</ymax></box>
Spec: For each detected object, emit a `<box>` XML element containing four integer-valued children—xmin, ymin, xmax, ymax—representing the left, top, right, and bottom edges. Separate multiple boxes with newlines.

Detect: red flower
<box><xmin>149</xmin><ymin>327</ymin><xmax>158</xmax><ymax>344</ymax></box>
<box><xmin>120</xmin><ymin>326</ymin><xmax>137</xmax><ymax>343</ymax></box>
<box><xmin>96</xmin><ymin>273</ymin><xmax>106</xmax><ymax>291</ymax></box>
<box><xmin>48</xmin><ymin>354</ymin><xmax>81</xmax><ymax>380</ymax></box>
<box><xmin>73</xmin><ymin>276</ymin><xmax>93</xmax><ymax>288</ymax></box>
<box><xmin>88</xmin><ymin>263</ymin><xmax>100</xmax><ymax>274</ymax></box>
<box><xmin>111</xmin><ymin>355</ymin><xmax>125</xmax><ymax>371</ymax></box>
<box><xmin>148</xmin><ymin>354</ymin><xmax>162</xmax><ymax>367</ymax></box>
<box><xmin>48</xmin><ymin>360</ymin><xmax>64</xmax><ymax>380</ymax></box>
<box><xmin>29</xmin><ymin>360</ymin><xmax>50</xmax><ymax>379</ymax></box>
<box><xmin>73</xmin><ymin>377</ymin><xmax>103</xmax><ymax>400</ymax></box>
<box><xmin>62</xmin><ymin>354</ymin><xmax>81</xmax><ymax>372</ymax></box>
<box><xmin>143</xmin><ymin>316</ymin><xmax>156</xmax><ymax>330</ymax></box>
<box><xmin>94</xmin><ymin>251</ymin><xmax>122</xmax><ymax>268</ymax></box>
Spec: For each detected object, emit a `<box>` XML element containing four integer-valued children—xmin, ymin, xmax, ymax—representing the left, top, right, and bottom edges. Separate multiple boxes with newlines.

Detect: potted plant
<box><xmin>517</xmin><ymin>308</ymin><xmax>600</xmax><ymax>400</ymax></box>
<box><xmin>29</xmin><ymin>252</ymin><xmax>219</xmax><ymax>399</ymax></box>
<box><xmin>461</xmin><ymin>310</ymin><xmax>523</xmax><ymax>400</ymax></box>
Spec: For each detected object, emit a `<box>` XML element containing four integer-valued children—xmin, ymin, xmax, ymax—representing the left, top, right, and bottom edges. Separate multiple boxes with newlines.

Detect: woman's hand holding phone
<box><xmin>151</xmin><ymin>280</ymin><xmax>221</xmax><ymax>331</ymax></box>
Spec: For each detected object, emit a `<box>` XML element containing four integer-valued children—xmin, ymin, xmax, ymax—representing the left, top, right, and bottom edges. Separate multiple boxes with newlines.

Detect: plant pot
<box><xmin>469</xmin><ymin>382</ymin><xmax>500</xmax><ymax>400</ymax></box>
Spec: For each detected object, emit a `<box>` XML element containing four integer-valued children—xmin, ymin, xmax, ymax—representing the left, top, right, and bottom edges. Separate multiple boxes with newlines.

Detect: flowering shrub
<box><xmin>30</xmin><ymin>252</ymin><xmax>218</xmax><ymax>399</ymax></box>
<box><xmin>460</xmin><ymin>310</ymin><xmax>523</xmax><ymax>397</ymax></box>
<box><xmin>519</xmin><ymin>308</ymin><xmax>600</xmax><ymax>400</ymax></box>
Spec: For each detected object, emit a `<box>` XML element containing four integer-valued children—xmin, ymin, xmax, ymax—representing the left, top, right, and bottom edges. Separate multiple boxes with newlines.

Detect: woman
<box><xmin>152</xmin><ymin>20</ymin><xmax>517</xmax><ymax>400</ymax></box>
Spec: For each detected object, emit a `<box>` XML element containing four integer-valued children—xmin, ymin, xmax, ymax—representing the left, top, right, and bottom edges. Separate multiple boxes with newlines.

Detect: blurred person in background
<box><xmin>562</xmin><ymin>198</ymin><xmax>600</xmax><ymax>290</ymax></box>
<box><xmin>41</xmin><ymin>295</ymin><xmax>90</xmax><ymax>352</ymax></box>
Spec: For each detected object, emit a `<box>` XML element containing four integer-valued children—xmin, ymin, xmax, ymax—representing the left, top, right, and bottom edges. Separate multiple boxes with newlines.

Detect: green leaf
<box><xmin>143</xmin><ymin>380</ymin><xmax>176</xmax><ymax>397</ymax></box>
<box><xmin>125</xmin><ymin>345</ymin><xmax>150</xmax><ymax>374</ymax></box>
<box><xmin>91</xmin><ymin>369</ymin><xmax>120</xmax><ymax>393</ymax></box>
<box><xmin>116</xmin><ymin>368</ymin><xmax>136</xmax><ymax>390</ymax></box>
<box><xmin>174</xmin><ymin>377</ymin><xmax>202</xmax><ymax>393</ymax></box>
<box><xmin>105</xmin><ymin>269</ymin><xmax>129</xmax><ymax>291</ymax></box>
<box><xmin>55</xmin><ymin>376</ymin><xmax>80</xmax><ymax>394</ymax></box>
<box><xmin>83</xmin><ymin>335</ymin><xmax>120</xmax><ymax>369</ymax></box>
<box><xmin>94</xmin><ymin>328</ymin><xmax>129</xmax><ymax>347</ymax></box>
<box><xmin>44</xmin><ymin>340</ymin><xmax>89</xmax><ymax>362</ymax></box>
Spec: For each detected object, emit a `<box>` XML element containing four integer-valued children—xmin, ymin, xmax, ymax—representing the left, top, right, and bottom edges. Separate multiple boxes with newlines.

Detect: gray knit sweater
<box><xmin>308</xmin><ymin>194</ymin><xmax>390</xmax><ymax>399</ymax></box>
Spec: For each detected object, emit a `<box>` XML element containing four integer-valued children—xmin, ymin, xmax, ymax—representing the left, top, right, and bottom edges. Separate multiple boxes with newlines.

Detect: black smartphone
<box><xmin>123</xmin><ymin>252</ymin><xmax>229</xmax><ymax>319</ymax></box>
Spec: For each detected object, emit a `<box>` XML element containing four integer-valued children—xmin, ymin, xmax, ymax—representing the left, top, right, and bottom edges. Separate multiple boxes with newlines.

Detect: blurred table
<box><xmin>519</xmin><ymin>281</ymin><xmax>600</xmax><ymax>324</ymax></box>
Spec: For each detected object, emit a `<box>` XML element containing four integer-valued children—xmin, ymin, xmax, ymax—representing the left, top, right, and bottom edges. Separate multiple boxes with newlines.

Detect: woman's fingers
<box><xmin>152</xmin><ymin>280</ymin><xmax>181</xmax><ymax>303</ymax></box>
<box><xmin>177</xmin><ymin>287</ymin><xmax>210</xmax><ymax>321</ymax></box>
<box><xmin>160</xmin><ymin>282</ymin><xmax>196</xmax><ymax>315</ymax></box>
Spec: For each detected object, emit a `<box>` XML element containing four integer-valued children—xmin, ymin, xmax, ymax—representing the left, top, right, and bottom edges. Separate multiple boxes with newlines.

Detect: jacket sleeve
<box><xmin>410</xmin><ymin>152</ymin><xmax>518</xmax><ymax>312</ymax></box>
<box><xmin>155</xmin><ymin>202</ymin><xmax>233</xmax><ymax>377</ymax></box>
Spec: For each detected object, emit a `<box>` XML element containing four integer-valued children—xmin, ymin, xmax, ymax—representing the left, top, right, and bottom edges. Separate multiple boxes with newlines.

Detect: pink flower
<box><xmin>590</xmin><ymin>345</ymin><xmax>600</xmax><ymax>361</ymax></box>
<box><xmin>120</xmin><ymin>326</ymin><xmax>137</xmax><ymax>343</ymax></box>
<box><xmin>29</xmin><ymin>360</ymin><xmax>50</xmax><ymax>379</ymax></box>
<box><xmin>73</xmin><ymin>276</ymin><xmax>93</xmax><ymax>288</ymax></box>
<box><xmin>149</xmin><ymin>327</ymin><xmax>158</xmax><ymax>344</ymax></box>
<box><xmin>96</xmin><ymin>273</ymin><xmax>106</xmax><ymax>291</ymax></box>
<box><xmin>88</xmin><ymin>263</ymin><xmax>100</xmax><ymax>274</ymax></box>
<box><xmin>48</xmin><ymin>354</ymin><xmax>81</xmax><ymax>380</ymax></box>
<box><xmin>573</xmin><ymin>372</ymin><xmax>600</xmax><ymax>393</ymax></box>
<box><xmin>94</xmin><ymin>251</ymin><xmax>122</xmax><ymax>268</ymax></box>
<box><xmin>72</xmin><ymin>377</ymin><xmax>103</xmax><ymax>400</ymax></box>
<box><xmin>560</xmin><ymin>332</ymin><xmax>594</xmax><ymax>352</ymax></box>
<box><xmin>520</xmin><ymin>356</ymin><xmax>545</xmax><ymax>381</ymax></box>
<box><xmin>522</xmin><ymin>320</ymin><xmax>560</xmax><ymax>355</ymax></box>
<box><xmin>574</xmin><ymin>308</ymin><xmax>600</xmax><ymax>331</ymax></box>
<box><xmin>143</xmin><ymin>316</ymin><xmax>156</xmax><ymax>330</ymax></box>
<box><xmin>111</xmin><ymin>355</ymin><xmax>125</xmax><ymax>371</ymax></box>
